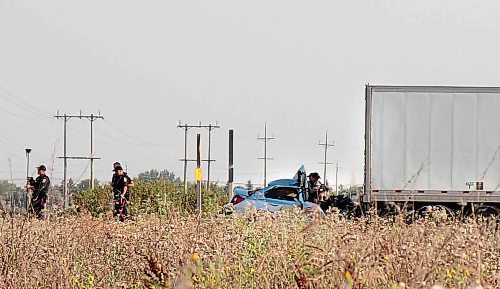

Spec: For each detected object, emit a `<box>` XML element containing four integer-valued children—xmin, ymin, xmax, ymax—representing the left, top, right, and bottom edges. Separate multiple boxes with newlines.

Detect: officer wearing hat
<box><xmin>111</xmin><ymin>162</ymin><xmax>134</xmax><ymax>190</ymax></box>
<box><xmin>111</xmin><ymin>164</ymin><xmax>132</xmax><ymax>222</ymax></box>
<box><xmin>26</xmin><ymin>165</ymin><xmax>50</xmax><ymax>219</ymax></box>
<box><xmin>307</xmin><ymin>172</ymin><xmax>326</xmax><ymax>204</ymax></box>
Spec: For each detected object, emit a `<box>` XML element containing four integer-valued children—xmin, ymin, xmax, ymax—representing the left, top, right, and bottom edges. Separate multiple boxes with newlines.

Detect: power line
<box><xmin>0</xmin><ymin>86</ymin><xmax>53</xmax><ymax>119</ymax></box>
<box><xmin>74</xmin><ymin>161</ymin><xmax>91</xmax><ymax>184</ymax></box>
<box><xmin>102</xmin><ymin>119</ymin><xmax>170</xmax><ymax>146</ymax></box>
<box><xmin>95</xmin><ymin>125</ymin><xmax>175</xmax><ymax>147</ymax></box>
<box><xmin>0</xmin><ymin>106</ymin><xmax>38</xmax><ymax>119</ymax></box>
<box><xmin>0</xmin><ymin>137</ymin><xmax>20</xmax><ymax>152</ymax></box>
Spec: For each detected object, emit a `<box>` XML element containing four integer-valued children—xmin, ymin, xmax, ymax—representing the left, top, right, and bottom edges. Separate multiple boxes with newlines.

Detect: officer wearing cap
<box><xmin>112</xmin><ymin>165</ymin><xmax>130</xmax><ymax>222</ymax></box>
<box><xmin>26</xmin><ymin>165</ymin><xmax>50</xmax><ymax>219</ymax></box>
<box><xmin>112</xmin><ymin>162</ymin><xmax>134</xmax><ymax>190</ymax></box>
<box><xmin>307</xmin><ymin>172</ymin><xmax>326</xmax><ymax>204</ymax></box>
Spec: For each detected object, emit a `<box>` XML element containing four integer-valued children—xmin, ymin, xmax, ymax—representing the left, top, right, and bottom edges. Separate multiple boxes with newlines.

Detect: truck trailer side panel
<box><xmin>364</xmin><ymin>86</ymin><xmax>500</xmax><ymax>203</ymax></box>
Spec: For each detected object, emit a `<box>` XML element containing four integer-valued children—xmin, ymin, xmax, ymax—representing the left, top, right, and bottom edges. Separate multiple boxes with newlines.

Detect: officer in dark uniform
<box><xmin>26</xmin><ymin>165</ymin><xmax>50</xmax><ymax>219</ymax></box>
<box><xmin>112</xmin><ymin>166</ymin><xmax>130</xmax><ymax>222</ymax></box>
<box><xmin>112</xmin><ymin>162</ymin><xmax>134</xmax><ymax>189</ymax></box>
<box><xmin>307</xmin><ymin>172</ymin><xmax>327</xmax><ymax>204</ymax></box>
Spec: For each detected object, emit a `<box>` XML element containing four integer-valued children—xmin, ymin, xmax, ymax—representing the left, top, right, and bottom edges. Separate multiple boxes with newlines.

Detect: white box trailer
<box><xmin>364</xmin><ymin>85</ymin><xmax>500</xmax><ymax>206</ymax></box>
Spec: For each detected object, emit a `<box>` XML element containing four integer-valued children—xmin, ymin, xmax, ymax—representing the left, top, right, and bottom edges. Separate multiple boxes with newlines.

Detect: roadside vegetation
<box><xmin>72</xmin><ymin>180</ymin><xmax>227</xmax><ymax>218</ymax></box>
<box><xmin>0</xmin><ymin>180</ymin><xmax>498</xmax><ymax>288</ymax></box>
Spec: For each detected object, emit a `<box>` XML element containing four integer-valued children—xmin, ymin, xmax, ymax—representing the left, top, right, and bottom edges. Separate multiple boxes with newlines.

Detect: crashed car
<box><xmin>228</xmin><ymin>166</ymin><xmax>322</xmax><ymax>214</ymax></box>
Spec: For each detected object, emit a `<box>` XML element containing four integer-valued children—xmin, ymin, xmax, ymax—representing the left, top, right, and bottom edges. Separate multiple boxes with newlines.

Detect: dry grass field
<box><xmin>0</xmin><ymin>210</ymin><xmax>498</xmax><ymax>289</ymax></box>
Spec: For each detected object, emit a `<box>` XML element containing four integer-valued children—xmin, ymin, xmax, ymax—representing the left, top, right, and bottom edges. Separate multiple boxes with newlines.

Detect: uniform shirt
<box><xmin>112</xmin><ymin>174</ymin><xmax>129</xmax><ymax>197</ymax></box>
<box><xmin>308</xmin><ymin>180</ymin><xmax>323</xmax><ymax>195</ymax></box>
<box><xmin>111</xmin><ymin>173</ymin><xmax>119</xmax><ymax>188</ymax></box>
<box><xmin>112</xmin><ymin>172</ymin><xmax>132</xmax><ymax>188</ymax></box>
<box><xmin>124</xmin><ymin>174</ymin><xmax>132</xmax><ymax>186</ymax></box>
<box><xmin>307</xmin><ymin>180</ymin><xmax>324</xmax><ymax>203</ymax></box>
<box><xmin>30</xmin><ymin>175</ymin><xmax>50</xmax><ymax>198</ymax></box>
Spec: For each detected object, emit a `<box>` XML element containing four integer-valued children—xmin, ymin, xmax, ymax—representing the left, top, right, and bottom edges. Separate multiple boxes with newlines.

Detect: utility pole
<box><xmin>196</xmin><ymin>134</ymin><xmax>202</xmax><ymax>214</ymax></box>
<box><xmin>90</xmin><ymin>114</ymin><xmax>98</xmax><ymax>189</ymax></box>
<box><xmin>55</xmin><ymin>111</ymin><xmax>103</xmax><ymax>208</ymax></box>
<box><xmin>8</xmin><ymin>158</ymin><xmax>14</xmax><ymax>217</ymax></box>
<box><xmin>63</xmin><ymin>115</ymin><xmax>68</xmax><ymax>206</ymax></box>
<box><xmin>25</xmin><ymin>148</ymin><xmax>31</xmax><ymax>214</ymax></box>
<box><xmin>178</xmin><ymin>124</ymin><xmax>189</xmax><ymax>197</ymax></box>
<box><xmin>335</xmin><ymin>162</ymin><xmax>339</xmax><ymax>195</ymax></box>
<box><xmin>258</xmin><ymin>122</ymin><xmax>274</xmax><ymax>187</ymax></box>
<box><xmin>206</xmin><ymin>124</ymin><xmax>219</xmax><ymax>191</ymax></box>
<box><xmin>228</xmin><ymin>129</ymin><xmax>234</xmax><ymax>202</ymax></box>
<box><xmin>177</xmin><ymin>122</ymin><xmax>219</xmax><ymax>196</ymax></box>
<box><xmin>318</xmin><ymin>131</ymin><xmax>334</xmax><ymax>184</ymax></box>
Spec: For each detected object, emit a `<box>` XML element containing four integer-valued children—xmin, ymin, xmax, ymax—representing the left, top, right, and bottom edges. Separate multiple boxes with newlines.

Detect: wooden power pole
<box><xmin>258</xmin><ymin>122</ymin><xmax>274</xmax><ymax>187</ymax></box>
<box><xmin>318</xmin><ymin>131</ymin><xmax>334</xmax><ymax>184</ymax></box>
<box><xmin>228</xmin><ymin>129</ymin><xmax>234</xmax><ymax>202</ymax></box>
<box><xmin>195</xmin><ymin>134</ymin><xmax>202</xmax><ymax>214</ymax></box>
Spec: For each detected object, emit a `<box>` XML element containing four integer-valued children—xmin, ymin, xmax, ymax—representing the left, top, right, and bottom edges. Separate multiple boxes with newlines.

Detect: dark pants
<box><xmin>113</xmin><ymin>195</ymin><xmax>128</xmax><ymax>222</ymax></box>
<box><xmin>30</xmin><ymin>194</ymin><xmax>46</xmax><ymax>219</ymax></box>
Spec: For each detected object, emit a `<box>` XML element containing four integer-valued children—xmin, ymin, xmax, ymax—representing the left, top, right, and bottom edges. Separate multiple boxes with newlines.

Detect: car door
<box><xmin>263</xmin><ymin>187</ymin><xmax>301</xmax><ymax>212</ymax></box>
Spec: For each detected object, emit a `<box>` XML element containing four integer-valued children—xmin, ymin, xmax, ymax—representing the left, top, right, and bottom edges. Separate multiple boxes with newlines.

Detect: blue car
<box><xmin>230</xmin><ymin>166</ymin><xmax>322</xmax><ymax>214</ymax></box>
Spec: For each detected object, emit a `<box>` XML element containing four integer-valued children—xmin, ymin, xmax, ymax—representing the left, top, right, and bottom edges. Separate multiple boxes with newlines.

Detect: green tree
<box><xmin>138</xmin><ymin>169</ymin><xmax>159</xmax><ymax>181</ymax></box>
<box><xmin>158</xmin><ymin>169</ymin><xmax>181</xmax><ymax>183</ymax></box>
<box><xmin>0</xmin><ymin>180</ymin><xmax>27</xmax><ymax>214</ymax></box>
<box><xmin>138</xmin><ymin>169</ymin><xmax>181</xmax><ymax>183</ymax></box>
<box><xmin>0</xmin><ymin>180</ymin><xmax>15</xmax><ymax>196</ymax></box>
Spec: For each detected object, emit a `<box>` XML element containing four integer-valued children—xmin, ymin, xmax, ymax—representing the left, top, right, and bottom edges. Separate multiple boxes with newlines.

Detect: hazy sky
<box><xmin>1</xmin><ymin>1</ymin><xmax>500</xmax><ymax>187</ymax></box>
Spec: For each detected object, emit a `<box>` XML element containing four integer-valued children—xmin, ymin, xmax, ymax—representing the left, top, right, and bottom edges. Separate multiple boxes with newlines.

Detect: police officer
<box><xmin>112</xmin><ymin>166</ymin><xmax>130</xmax><ymax>222</ymax></box>
<box><xmin>112</xmin><ymin>162</ymin><xmax>134</xmax><ymax>189</ymax></box>
<box><xmin>111</xmin><ymin>162</ymin><xmax>134</xmax><ymax>219</ymax></box>
<box><xmin>307</xmin><ymin>172</ymin><xmax>326</xmax><ymax>204</ymax></box>
<box><xmin>26</xmin><ymin>165</ymin><xmax>50</xmax><ymax>219</ymax></box>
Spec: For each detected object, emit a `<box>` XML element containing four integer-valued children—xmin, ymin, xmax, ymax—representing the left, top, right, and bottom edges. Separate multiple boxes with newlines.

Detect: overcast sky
<box><xmin>1</xmin><ymin>1</ymin><xmax>500</xmax><ymax>187</ymax></box>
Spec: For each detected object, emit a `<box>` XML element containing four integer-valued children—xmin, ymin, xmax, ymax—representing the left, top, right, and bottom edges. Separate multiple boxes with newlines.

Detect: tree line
<box><xmin>0</xmin><ymin>169</ymin><xmax>181</xmax><ymax>214</ymax></box>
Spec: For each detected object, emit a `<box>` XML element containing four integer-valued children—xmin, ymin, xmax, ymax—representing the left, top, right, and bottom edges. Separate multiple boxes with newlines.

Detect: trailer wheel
<box><xmin>434</xmin><ymin>205</ymin><xmax>456</xmax><ymax>221</ymax></box>
<box><xmin>379</xmin><ymin>202</ymin><xmax>401</xmax><ymax>218</ymax></box>
<box><xmin>412</xmin><ymin>205</ymin><xmax>455</xmax><ymax>223</ymax></box>
<box><xmin>473</xmin><ymin>205</ymin><xmax>500</xmax><ymax>220</ymax></box>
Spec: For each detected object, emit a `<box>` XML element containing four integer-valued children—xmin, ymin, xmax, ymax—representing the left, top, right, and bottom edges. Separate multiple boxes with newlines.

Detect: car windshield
<box><xmin>265</xmin><ymin>187</ymin><xmax>299</xmax><ymax>202</ymax></box>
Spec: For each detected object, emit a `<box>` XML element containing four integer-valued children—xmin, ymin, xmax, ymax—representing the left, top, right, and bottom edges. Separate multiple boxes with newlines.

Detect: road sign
<box><xmin>195</xmin><ymin>167</ymin><xmax>202</xmax><ymax>181</ymax></box>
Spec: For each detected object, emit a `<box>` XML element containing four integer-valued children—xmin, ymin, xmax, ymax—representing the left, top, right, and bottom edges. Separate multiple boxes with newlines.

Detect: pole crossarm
<box><xmin>55</xmin><ymin>111</ymin><xmax>104</xmax><ymax>120</ymax></box>
<box><xmin>57</xmin><ymin>156</ymin><xmax>102</xmax><ymax>160</ymax></box>
<box><xmin>177</xmin><ymin>124</ymin><xmax>220</xmax><ymax>129</ymax></box>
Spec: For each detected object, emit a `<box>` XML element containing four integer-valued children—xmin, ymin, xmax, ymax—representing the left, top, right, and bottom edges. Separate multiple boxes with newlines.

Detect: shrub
<box><xmin>73</xmin><ymin>180</ymin><xmax>228</xmax><ymax>217</ymax></box>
